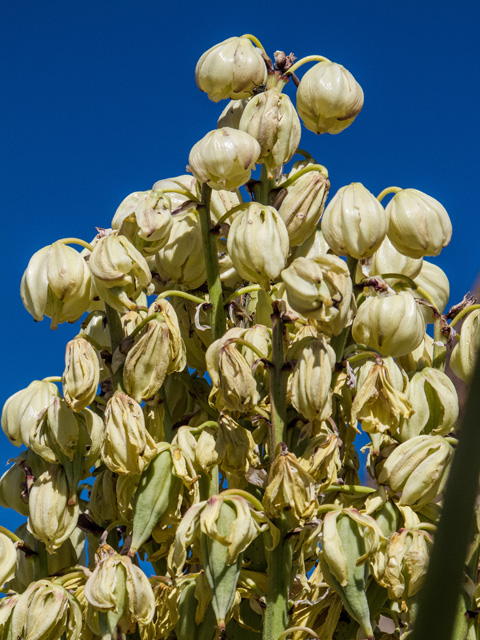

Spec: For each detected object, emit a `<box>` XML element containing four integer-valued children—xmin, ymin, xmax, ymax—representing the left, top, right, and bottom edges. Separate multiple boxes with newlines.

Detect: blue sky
<box><xmin>1</xmin><ymin>0</ymin><xmax>479</xmax><ymax>533</ymax></box>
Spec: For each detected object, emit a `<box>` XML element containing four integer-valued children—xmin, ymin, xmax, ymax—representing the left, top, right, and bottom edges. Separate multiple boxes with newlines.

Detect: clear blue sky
<box><xmin>1</xmin><ymin>0</ymin><xmax>479</xmax><ymax>533</ymax></box>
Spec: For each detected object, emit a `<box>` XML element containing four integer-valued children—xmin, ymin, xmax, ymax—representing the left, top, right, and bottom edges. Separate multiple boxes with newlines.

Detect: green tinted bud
<box><xmin>1</xmin><ymin>380</ymin><xmax>61</xmax><ymax>447</ymax></box>
<box><xmin>102</xmin><ymin>392</ymin><xmax>157</xmax><ymax>475</ymax></box>
<box><xmin>195</xmin><ymin>37</ymin><xmax>267</xmax><ymax>102</ymax></box>
<box><xmin>413</xmin><ymin>260</ymin><xmax>450</xmax><ymax>323</ymax></box>
<box><xmin>216</xmin><ymin>413</ymin><xmax>259</xmax><ymax>476</ymax></box>
<box><xmin>20</xmin><ymin>241</ymin><xmax>93</xmax><ymax>329</ymax></box>
<box><xmin>171</xmin><ymin>294</ymin><xmax>212</xmax><ymax>371</ymax></box>
<box><xmin>377</xmin><ymin>435</ymin><xmax>453</xmax><ymax>508</ymax></box>
<box><xmin>112</xmin><ymin>190</ymin><xmax>173</xmax><ymax>256</ymax></box>
<box><xmin>143</xmin><ymin>399</ymin><xmax>165</xmax><ymax>443</ymax></box>
<box><xmin>154</xmin><ymin>210</ymin><xmax>207</xmax><ymax>289</ymax></box>
<box><xmin>0</xmin><ymin>594</ymin><xmax>19</xmax><ymax>638</ymax></box>
<box><xmin>188</xmin><ymin>127</ymin><xmax>261</xmax><ymax>191</ymax></box>
<box><xmin>321</xmin><ymin>183</ymin><xmax>387</xmax><ymax>259</ymax></box>
<box><xmin>386</xmin><ymin>188</ymin><xmax>452</xmax><ymax>259</ymax></box>
<box><xmin>282</xmin><ymin>255</ymin><xmax>353</xmax><ymax>335</ymax></box>
<box><xmin>352</xmin><ymin>291</ymin><xmax>425</xmax><ymax>358</ymax></box>
<box><xmin>28</xmin><ymin>464</ymin><xmax>79</xmax><ymax>552</ymax></box>
<box><xmin>396</xmin><ymin>333</ymin><xmax>433</xmax><ymax>374</ymax></box>
<box><xmin>320</xmin><ymin>509</ymin><xmax>383</xmax><ymax>638</ymax></box>
<box><xmin>239</xmin><ymin>90</ymin><xmax>301</xmax><ymax>178</ymax></box>
<box><xmin>450</xmin><ymin>309</ymin><xmax>480</xmax><ymax>383</ymax></box>
<box><xmin>88</xmin><ymin>468</ymin><xmax>119</xmax><ymax>527</ymax></box>
<box><xmin>351</xmin><ymin>358</ymin><xmax>413</xmax><ymax>435</ymax></box>
<box><xmin>0</xmin><ymin>455</ymin><xmax>31</xmax><ymax>516</ymax></box>
<box><xmin>288</xmin><ymin>336</ymin><xmax>334</xmax><ymax>422</ymax></box>
<box><xmin>80</xmin><ymin>311</ymin><xmax>111</xmax><ymax>350</ymax></box>
<box><xmin>88</xmin><ymin>234</ymin><xmax>151</xmax><ymax>313</ymax></box>
<box><xmin>10</xmin><ymin>579</ymin><xmax>82</xmax><ymax>640</ymax></box>
<box><xmin>227</xmin><ymin>202</ymin><xmax>289</xmax><ymax>288</ymax></box>
<box><xmin>398</xmin><ymin>367</ymin><xmax>459</xmax><ymax>441</ymax></box>
<box><xmin>130</xmin><ymin>446</ymin><xmax>184</xmax><ymax>553</ymax></box>
<box><xmin>296</xmin><ymin>61</ymin><xmax>364</xmax><ymax>134</ymax></box>
<box><xmin>63</xmin><ymin>337</ymin><xmax>100</xmax><ymax>411</ymax></box>
<box><xmin>277</xmin><ymin>162</ymin><xmax>330</xmax><ymax>246</ymax></box>
<box><xmin>123</xmin><ymin>318</ymin><xmax>171</xmax><ymax>402</ymax></box>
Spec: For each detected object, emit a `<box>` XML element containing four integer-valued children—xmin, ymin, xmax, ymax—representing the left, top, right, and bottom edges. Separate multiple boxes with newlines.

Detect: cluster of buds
<box><xmin>1</xmin><ymin>31</ymin><xmax>478</xmax><ymax>640</ymax></box>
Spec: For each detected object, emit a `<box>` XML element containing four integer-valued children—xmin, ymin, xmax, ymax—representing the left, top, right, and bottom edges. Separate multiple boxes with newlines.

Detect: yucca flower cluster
<box><xmin>0</xmin><ymin>33</ymin><xmax>479</xmax><ymax>640</ymax></box>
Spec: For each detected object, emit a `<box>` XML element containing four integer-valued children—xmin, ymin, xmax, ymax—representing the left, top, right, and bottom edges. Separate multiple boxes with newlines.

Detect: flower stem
<box><xmin>57</xmin><ymin>237</ymin><xmax>94</xmax><ymax>251</ymax></box>
<box><xmin>277</xmin><ymin>164</ymin><xmax>329</xmax><ymax>190</ymax></box>
<box><xmin>155</xmin><ymin>290</ymin><xmax>206</xmax><ymax>306</ymax></box>
<box><xmin>449</xmin><ymin>303</ymin><xmax>480</xmax><ymax>329</ymax></box>
<box><xmin>41</xmin><ymin>376</ymin><xmax>62</xmax><ymax>383</ymax></box>
<box><xmin>241</xmin><ymin>33</ymin><xmax>266</xmax><ymax>52</ymax></box>
<box><xmin>376</xmin><ymin>186</ymin><xmax>402</xmax><ymax>202</ymax></box>
<box><xmin>269</xmin><ymin>301</ymin><xmax>288</xmax><ymax>454</ymax></box>
<box><xmin>286</xmin><ymin>55</ymin><xmax>331</xmax><ymax>76</ymax></box>
<box><xmin>224</xmin><ymin>284</ymin><xmax>262</xmax><ymax>305</ymax></box>
<box><xmin>199</xmin><ymin>183</ymin><xmax>226</xmax><ymax>342</ymax></box>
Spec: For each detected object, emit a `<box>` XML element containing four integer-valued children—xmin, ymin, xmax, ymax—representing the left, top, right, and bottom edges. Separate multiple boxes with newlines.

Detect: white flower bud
<box><xmin>63</xmin><ymin>337</ymin><xmax>101</xmax><ymax>411</ymax></box>
<box><xmin>296</xmin><ymin>61</ymin><xmax>364</xmax><ymax>134</ymax></box>
<box><xmin>239</xmin><ymin>89</ymin><xmax>301</xmax><ymax>178</ymax></box>
<box><xmin>20</xmin><ymin>241</ymin><xmax>93</xmax><ymax>329</ymax></box>
<box><xmin>227</xmin><ymin>202</ymin><xmax>289</xmax><ymax>288</ymax></box>
<box><xmin>368</xmin><ymin>236</ymin><xmax>423</xmax><ymax>280</ymax></box>
<box><xmin>413</xmin><ymin>260</ymin><xmax>450</xmax><ymax>323</ymax></box>
<box><xmin>386</xmin><ymin>188</ymin><xmax>452</xmax><ymax>259</ymax></box>
<box><xmin>322</xmin><ymin>183</ymin><xmax>387</xmax><ymax>259</ymax></box>
<box><xmin>352</xmin><ymin>291</ymin><xmax>425</xmax><ymax>358</ymax></box>
<box><xmin>195</xmin><ymin>37</ymin><xmax>267</xmax><ymax>102</ymax></box>
<box><xmin>450</xmin><ymin>309</ymin><xmax>480</xmax><ymax>384</ymax></box>
<box><xmin>188</xmin><ymin>127</ymin><xmax>261</xmax><ymax>191</ymax></box>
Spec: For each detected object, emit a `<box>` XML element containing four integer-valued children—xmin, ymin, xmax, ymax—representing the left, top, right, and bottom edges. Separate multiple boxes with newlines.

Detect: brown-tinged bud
<box><xmin>195</xmin><ymin>37</ymin><xmax>267</xmax><ymax>102</ymax></box>
<box><xmin>63</xmin><ymin>337</ymin><xmax>100</xmax><ymax>411</ymax></box>
<box><xmin>0</xmin><ymin>531</ymin><xmax>16</xmax><ymax>588</ymax></box>
<box><xmin>413</xmin><ymin>260</ymin><xmax>450</xmax><ymax>323</ymax></box>
<box><xmin>386</xmin><ymin>188</ymin><xmax>452</xmax><ymax>259</ymax></box>
<box><xmin>382</xmin><ymin>528</ymin><xmax>432</xmax><ymax>600</ymax></box>
<box><xmin>263</xmin><ymin>448</ymin><xmax>318</xmax><ymax>523</ymax></box>
<box><xmin>88</xmin><ymin>233</ymin><xmax>151</xmax><ymax>313</ymax></box>
<box><xmin>352</xmin><ymin>291</ymin><xmax>425</xmax><ymax>358</ymax></box>
<box><xmin>450</xmin><ymin>309</ymin><xmax>480</xmax><ymax>384</ymax></box>
<box><xmin>171</xmin><ymin>294</ymin><xmax>212</xmax><ymax>371</ymax></box>
<box><xmin>206</xmin><ymin>328</ymin><xmax>259</xmax><ymax>413</ymax></box>
<box><xmin>102</xmin><ymin>391</ymin><xmax>157</xmax><ymax>475</ymax></box>
<box><xmin>215</xmin><ymin>413</ymin><xmax>260</xmax><ymax>476</ymax></box>
<box><xmin>1</xmin><ymin>379</ymin><xmax>60</xmax><ymax>447</ymax></box>
<box><xmin>188</xmin><ymin>127</ymin><xmax>261</xmax><ymax>191</ymax></box>
<box><xmin>377</xmin><ymin>435</ymin><xmax>453</xmax><ymax>508</ymax></box>
<box><xmin>20</xmin><ymin>241</ymin><xmax>93</xmax><ymax>329</ymax></box>
<box><xmin>9</xmin><ymin>579</ymin><xmax>83</xmax><ymax>640</ymax></box>
<box><xmin>321</xmin><ymin>183</ymin><xmax>387</xmax><ymax>259</ymax></box>
<box><xmin>85</xmin><ymin>545</ymin><xmax>155</xmax><ymax>634</ymax></box>
<box><xmin>282</xmin><ymin>255</ymin><xmax>353</xmax><ymax>336</ymax></box>
<box><xmin>320</xmin><ymin>509</ymin><xmax>383</xmax><ymax>638</ymax></box>
<box><xmin>296</xmin><ymin>61</ymin><xmax>364</xmax><ymax>134</ymax></box>
<box><xmin>0</xmin><ymin>593</ymin><xmax>19</xmax><ymax>637</ymax></box>
<box><xmin>154</xmin><ymin>210</ymin><xmax>207</xmax><ymax>289</ymax></box>
<box><xmin>277</xmin><ymin>161</ymin><xmax>330</xmax><ymax>247</ymax></box>
<box><xmin>351</xmin><ymin>357</ymin><xmax>413</xmax><ymax>435</ymax></box>
<box><xmin>397</xmin><ymin>367</ymin><xmax>458</xmax><ymax>441</ymax></box>
<box><xmin>239</xmin><ymin>89</ymin><xmax>301</xmax><ymax>178</ymax></box>
<box><xmin>27</xmin><ymin>464</ymin><xmax>79</xmax><ymax>552</ymax></box>
<box><xmin>112</xmin><ymin>190</ymin><xmax>173</xmax><ymax>256</ymax></box>
<box><xmin>287</xmin><ymin>336</ymin><xmax>334</xmax><ymax>422</ymax></box>
<box><xmin>138</xmin><ymin>578</ymin><xmax>179</xmax><ymax>640</ymax></box>
<box><xmin>297</xmin><ymin>427</ymin><xmax>341</xmax><ymax>488</ymax></box>
<box><xmin>227</xmin><ymin>202</ymin><xmax>289</xmax><ymax>288</ymax></box>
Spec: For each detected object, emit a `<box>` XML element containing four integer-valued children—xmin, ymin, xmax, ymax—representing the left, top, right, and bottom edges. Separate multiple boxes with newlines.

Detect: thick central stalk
<box><xmin>263</xmin><ymin>519</ymin><xmax>293</xmax><ymax>640</ymax></box>
<box><xmin>269</xmin><ymin>300</ymin><xmax>288</xmax><ymax>453</ymax></box>
<box><xmin>199</xmin><ymin>183</ymin><xmax>226</xmax><ymax>342</ymax></box>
